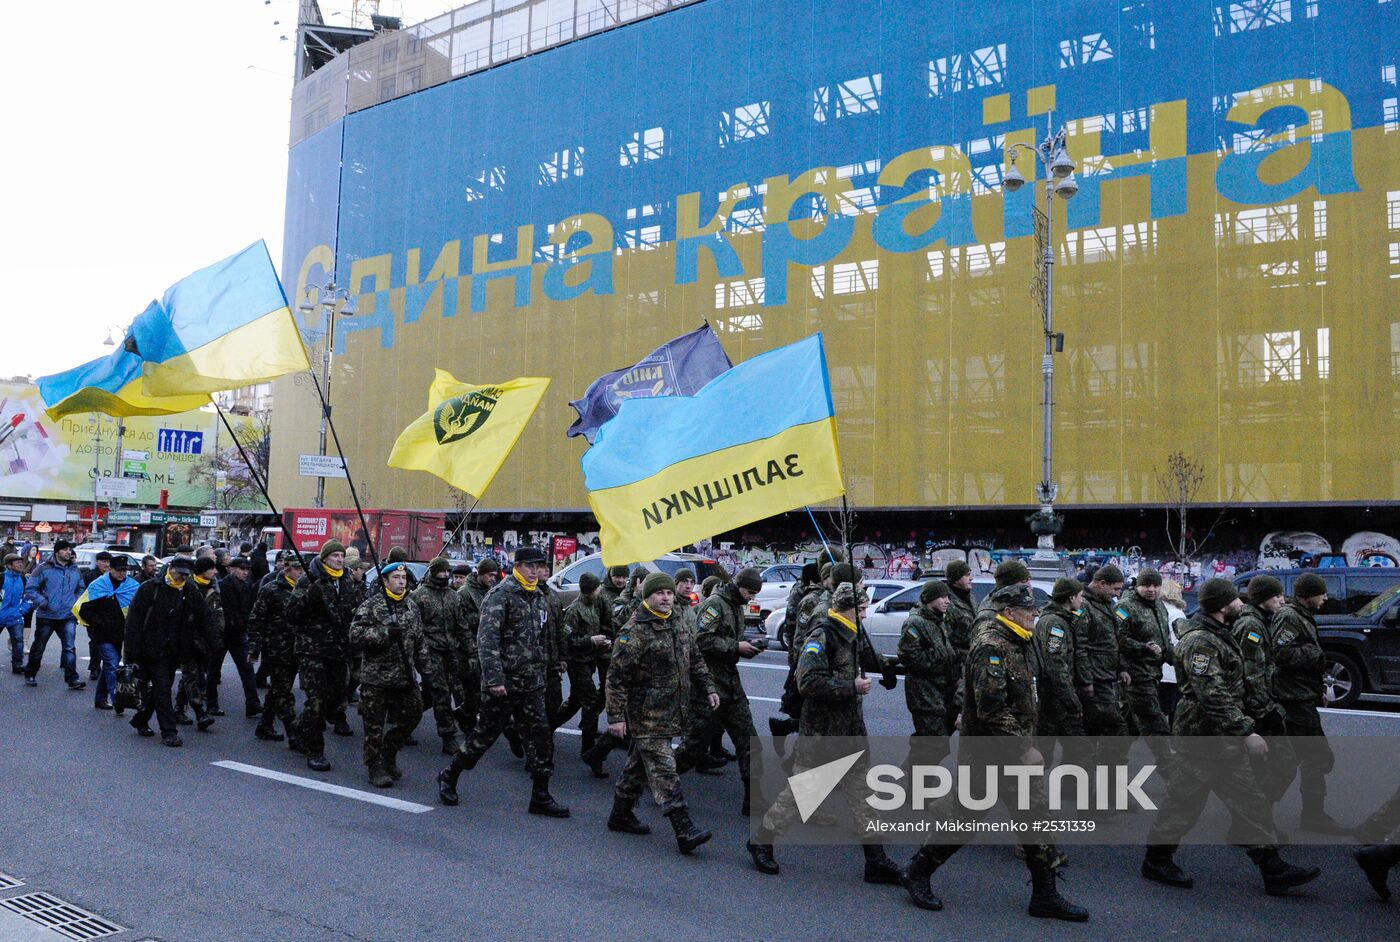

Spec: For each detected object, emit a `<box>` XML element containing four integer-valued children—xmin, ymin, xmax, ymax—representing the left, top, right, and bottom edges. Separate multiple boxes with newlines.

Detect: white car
<box><xmin>762</xmin><ymin>580</ymin><xmax>919</xmax><ymax>648</ymax></box>
<box><xmin>743</xmin><ymin>564</ymin><xmax>806</xmax><ymax>626</ymax></box>
<box><xmin>861</xmin><ymin>576</ymin><xmax>1058</xmax><ymax>659</ymax></box>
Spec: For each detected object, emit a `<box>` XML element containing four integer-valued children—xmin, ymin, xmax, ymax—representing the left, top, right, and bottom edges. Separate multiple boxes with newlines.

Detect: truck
<box><xmin>281</xmin><ymin>508</ymin><xmax>445</xmax><ymax>561</ymax></box>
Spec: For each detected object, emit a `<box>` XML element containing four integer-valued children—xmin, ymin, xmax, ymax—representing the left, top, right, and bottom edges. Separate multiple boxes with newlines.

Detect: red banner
<box><xmin>552</xmin><ymin>536</ymin><xmax>578</xmax><ymax>560</ymax></box>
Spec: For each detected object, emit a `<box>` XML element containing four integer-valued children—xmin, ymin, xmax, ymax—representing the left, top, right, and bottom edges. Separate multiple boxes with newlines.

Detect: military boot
<box><xmin>368</xmin><ymin>764</ymin><xmax>393</xmax><ymax>789</ymax></box>
<box><xmin>1353</xmin><ymin>844</ymin><xmax>1398</xmax><ymax>901</ymax></box>
<box><xmin>1299</xmin><ymin>797</ymin><xmax>1348</xmax><ymax>835</ymax></box>
<box><xmin>665</xmin><ymin>808</ymin><xmax>711</xmax><ymax>854</ymax></box>
<box><xmin>606</xmin><ymin>796</ymin><xmax>651</xmax><ymax>835</ymax></box>
<box><xmin>438</xmin><ymin>752</ymin><xmax>475</xmax><ymax>805</ymax></box>
<box><xmin>740</xmin><ymin>777</ymin><xmax>751</xmax><ymax>817</ymax></box>
<box><xmin>503</xmin><ymin>724</ymin><xmax>525</xmax><ymax>758</ymax></box>
<box><xmin>901</xmin><ymin>848</ymin><xmax>945</xmax><ymax>911</ymax></box>
<box><xmin>195</xmin><ymin>706</ymin><xmax>215</xmax><ymax>732</ymax></box>
<box><xmin>174</xmin><ymin>709</ymin><xmax>193</xmax><ymax>726</ymax></box>
<box><xmin>1250</xmin><ymin>848</ymin><xmax>1322</xmax><ymax>896</ymax></box>
<box><xmin>1027</xmin><ymin>859</ymin><xmax>1089</xmax><ymax>921</ymax></box>
<box><xmin>862</xmin><ymin>844</ymin><xmax>902</xmax><ymax>885</ymax></box>
<box><xmin>254</xmin><ymin>719</ymin><xmax>284</xmax><ymax>742</ymax></box>
<box><xmin>582</xmin><ymin>734</ymin><xmax>616</xmax><ymax>779</ymax></box>
<box><xmin>333</xmin><ymin>717</ymin><xmax>354</xmax><ymax>737</ymax></box>
<box><xmin>747</xmin><ymin>840</ymin><xmax>779</xmax><ymax>874</ymax></box>
<box><xmin>1141</xmin><ymin>844</ymin><xmax>1193</xmax><ymax>888</ymax></box>
<box><xmin>767</xmin><ymin>716</ymin><xmax>792</xmax><ymax>757</ymax></box>
<box><xmin>528</xmin><ymin>775</ymin><xmax>570</xmax><ymax>818</ymax></box>
<box><xmin>307</xmin><ymin>754</ymin><xmax>331</xmax><ymax>772</ymax></box>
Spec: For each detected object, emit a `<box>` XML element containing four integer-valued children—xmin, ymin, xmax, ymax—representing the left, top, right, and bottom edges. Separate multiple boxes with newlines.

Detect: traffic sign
<box><xmin>156</xmin><ymin>428</ymin><xmax>204</xmax><ymax>455</ymax></box>
<box><xmin>96</xmin><ymin>478</ymin><xmax>138</xmax><ymax>499</ymax></box>
<box><xmin>299</xmin><ymin>454</ymin><xmax>348</xmax><ymax>478</ymax></box>
<box><xmin>122</xmin><ymin>450</ymin><xmax>150</xmax><ymax>461</ymax></box>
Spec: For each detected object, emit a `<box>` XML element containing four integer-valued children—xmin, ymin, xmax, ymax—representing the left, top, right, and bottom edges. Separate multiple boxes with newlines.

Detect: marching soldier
<box><xmin>1115</xmin><ymin>569</ymin><xmax>1176</xmax><ymax>760</ymax></box>
<box><xmin>897</xmin><ymin>579</ymin><xmax>959</xmax><ymax>764</ymax></box>
<box><xmin>412</xmin><ymin>556</ymin><xmax>473</xmax><ymax>754</ymax></box>
<box><xmin>611</xmin><ymin>567</ymin><xmax>647</xmax><ymax>627</ymax></box>
<box><xmin>599</xmin><ymin>564</ymin><xmax>629</xmax><ymax>615</ymax></box>
<box><xmin>977</xmin><ymin>559</ymin><xmax>1030</xmax><ymax>612</ymax></box>
<box><xmin>248</xmin><ymin>553</ymin><xmax>304</xmax><ymax>744</ymax></box>
<box><xmin>563</xmin><ymin>573</ymin><xmax>612</xmax><ymax>771</ymax></box>
<box><xmin>748</xmin><ymin>582</ymin><xmax>903</xmax><ymax>885</ymax></box>
<box><xmin>350</xmin><ymin>563</ymin><xmax>427</xmax><ymax>788</ymax></box>
<box><xmin>1354</xmin><ymin>784</ymin><xmax>1400</xmax><ymax>900</ymax></box>
<box><xmin>604</xmin><ymin>572</ymin><xmax>719</xmax><ymax>854</ymax></box>
<box><xmin>1141</xmin><ymin>578</ymin><xmax>1321</xmax><ymax>896</ymax></box>
<box><xmin>288</xmin><ymin>541</ymin><xmax>366</xmax><ymax>772</ymax></box>
<box><xmin>123</xmin><ymin>557</ymin><xmax>212</xmax><ymax>748</ymax></box>
<box><xmin>900</xmin><ymin>584</ymin><xmax>1088</xmax><ymax>922</ymax></box>
<box><xmin>1232</xmin><ymin>575</ymin><xmax>1296</xmax><ymax>807</ymax></box>
<box><xmin>458</xmin><ymin>558</ymin><xmax>514</xmax><ymax>756</ymax></box>
<box><xmin>437</xmin><ymin>546</ymin><xmax>568</xmax><ymax>818</ymax></box>
<box><xmin>1079</xmin><ymin>565</ymin><xmax>1131</xmax><ymax>771</ymax></box>
<box><xmin>1273</xmin><ymin>573</ymin><xmax>1346</xmax><ymax>833</ymax></box>
<box><xmin>173</xmin><ymin>557</ymin><xmax>222</xmax><ymax>731</ymax></box>
<box><xmin>943</xmin><ymin>559</ymin><xmax>977</xmax><ymax>660</ymax></box>
<box><xmin>1035</xmin><ymin>577</ymin><xmax>1089</xmax><ymax>754</ymax></box>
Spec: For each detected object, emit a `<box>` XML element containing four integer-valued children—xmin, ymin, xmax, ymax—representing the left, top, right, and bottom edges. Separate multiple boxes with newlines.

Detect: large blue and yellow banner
<box><xmin>37</xmin><ymin>342</ymin><xmax>209</xmax><ymax>422</ymax></box>
<box><xmin>582</xmin><ymin>335</ymin><xmax>844</xmax><ymax>565</ymax></box>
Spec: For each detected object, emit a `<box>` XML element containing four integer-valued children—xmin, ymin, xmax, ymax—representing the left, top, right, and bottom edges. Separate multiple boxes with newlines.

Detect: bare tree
<box><xmin>1156</xmin><ymin>451</ymin><xmax>1226</xmax><ymax>563</ymax></box>
<box><xmin>189</xmin><ymin>413</ymin><xmax>273</xmax><ymax>510</ymax></box>
<box><xmin>445</xmin><ymin>485</ymin><xmax>477</xmax><ymax>550</ymax></box>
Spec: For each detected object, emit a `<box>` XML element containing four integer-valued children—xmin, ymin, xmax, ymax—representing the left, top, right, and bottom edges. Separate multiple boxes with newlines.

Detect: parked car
<box><xmin>1231</xmin><ymin>567</ymin><xmax>1400</xmax><ymax>617</ymax></box>
<box><xmin>862</xmin><ymin>577</ymin><xmax>1056</xmax><ymax>660</ymax></box>
<box><xmin>74</xmin><ymin>545</ymin><xmax>147</xmax><ymax>571</ymax></box>
<box><xmin>546</xmin><ymin>552</ymin><xmax>723</xmax><ymax>608</ymax></box>
<box><xmin>364</xmin><ymin>561</ymin><xmax>430</xmax><ymax>586</ymax></box>
<box><xmin>743</xmin><ymin>564</ymin><xmax>808</xmax><ymax>627</ymax></box>
<box><xmin>1310</xmin><ymin>581</ymin><xmax>1400</xmax><ymax>708</ymax></box>
<box><xmin>762</xmin><ymin>580</ymin><xmax>920</xmax><ymax>649</ymax></box>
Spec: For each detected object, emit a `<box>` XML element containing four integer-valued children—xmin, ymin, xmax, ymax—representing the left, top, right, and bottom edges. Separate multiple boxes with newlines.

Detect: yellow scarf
<box><xmin>385</xmin><ymin>587</ymin><xmax>406</xmax><ymax>602</ymax></box>
<box><xmin>642</xmin><ymin>602</ymin><xmax>670</xmax><ymax>620</ymax></box>
<box><xmin>165</xmin><ymin>572</ymin><xmax>187</xmax><ymax>589</ymax></box>
<box><xmin>323</xmin><ymin>565</ymin><xmax>344</xmax><ymax>579</ymax></box>
<box><xmin>193</xmin><ymin>575</ymin><xmax>212</xmax><ymax>587</ymax></box>
<box><xmin>512</xmin><ymin>569</ymin><xmax>537</xmax><ymax>592</ymax></box>
<box><xmin>995</xmin><ymin>613</ymin><xmax>1035</xmax><ymax>642</ymax></box>
<box><xmin>283</xmin><ymin>573</ymin><xmax>298</xmax><ymax>589</ymax></box>
<box><xmin>827</xmin><ymin>610</ymin><xmax>858</xmax><ymax>636</ymax></box>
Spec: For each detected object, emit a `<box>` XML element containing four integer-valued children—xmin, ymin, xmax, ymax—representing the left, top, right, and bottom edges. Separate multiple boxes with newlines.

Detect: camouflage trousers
<box><xmin>1357</xmin><ymin>783</ymin><xmax>1400</xmax><ymax>843</ymax></box>
<box><xmin>296</xmin><ymin>656</ymin><xmax>348</xmax><ymax>758</ymax></box>
<box><xmin>261</xmin><ymin>659</ymin><xmax>298</xmax><ymax>729</ymax></box>
<box><xmin>556</xmin><ymin>661</ymin><xmax>601</xmax><ymax>732</ymax></box>
<box><xmin>1123</xmin><ymin>681</ymin><xmax>1174</xmax><ymax>770</ymax></box>
<box><xmin>422</xmin><ymin>647</ymin><xmax>467</xmax><ymax>747</ymax></box>
<box><xmin>616</xmin><ymin>735</ymin><xmax>687</xmax><ymax>813</ymax></box>
<box><xmin>174</xmin><ymin>657</ymin><xmax>207</xmax><ymax>716</ymax></box>
<box><xmin>359</xmin><ymin>682</ymin><xmax>423</xmax><ymax>771</ymax></box>
<box><xmin>1147</xmin><ymin>738</ymin><xmax>1277</xmax><ymax>848</ymax></box>
<box><xmin>460</xmin><ymin>687</ymin><xmax>553</xmax><ymax>777</ymax></box>
<box><xmin>913</xmin><ymin>748</ymin><xmax>1059</xmax><ymax>869</ymax></box>
<box><xmin>680</xmin><ymin>693</ymin><xmax>754</xmax><ymax>781</ymax></box>
<box><xmin>1282</xmin><ymin>702</ymin><xmax>1334</xmax><ymax>805</ymax></box>
<box><xmin>909</xmin><ymin>712</ymin><xmax>953</xmax><ymax>766</ymax></box>
<box><xmin>1080</xmin><ymin>683</ymin><xmax>1130</xmax><ymax>767</ymax></box>
<box><xmin>457</xmin><ymin>659</ymin><xmax>481</xmax><ymax>734</ymax></box>
<box><xmin>758</xmin><ymin>737</ymin><xmax>878</xmax><ymax>839</ymax></box>
<box><xmin>546</xmin><ymin>668</ymin><xmax>579</xmax><ymax>730</ymax></box>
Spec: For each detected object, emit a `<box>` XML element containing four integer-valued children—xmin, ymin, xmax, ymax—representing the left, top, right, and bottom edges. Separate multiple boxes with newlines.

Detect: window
<box><xmin>1059</xmin><ymin>32</ymin><xmax>1114</xmax><ymax>68</ymax></box>
<box><xmin>720</xmin><ymin>102</ymin><xmax>770</xmax><ymax>146</ymax></box>
<box><xmin>812</xmin><ymin>74</ymin><xmax>882</xmax><ymax>122</ymax></box>
<box><xmin>928</xmin><ymin>43</ymin><xmax>1006</xmax><ymax>96</ymax></box>
<box><xmin>881</xmin><ymin>586</ymin><xmax>922</xmax><ymax>613</ymax></box>
<box><xmin>538</xmin><ymin>146</ymin><xmax>584</xmax><ymax>185</ymax></box>
<box><xmin>1348</xmin><ymin>574</ymin><xmax>1399</xmax><ymax>612</ymax></box>
<box><xmin>620</xmin><ymin>126</ymin><xmax>666</xmax><ymax>166</ymax></box>
<box><xmin>870</xmin><ymin>583</ymin><xmax>905</xmax><ymax>603</ymax></box>
<box><xmin>558</xmin><ymin>555</ymin><xmax>606</xmax><ymax>586</ymax></box>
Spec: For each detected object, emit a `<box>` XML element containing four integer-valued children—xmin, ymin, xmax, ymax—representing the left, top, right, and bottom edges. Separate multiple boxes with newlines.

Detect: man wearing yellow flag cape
<box><xmin>388</xmin><ymin>371</ymin><xmax>550</xmax><ymax>497</ymax></box>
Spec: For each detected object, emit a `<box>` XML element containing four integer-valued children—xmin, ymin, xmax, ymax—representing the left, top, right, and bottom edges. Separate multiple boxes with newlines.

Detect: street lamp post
<box><xmin>298</xmin><ymin>281</ymin><xmax>356</xmax><ymax>509</ymax></box>
<box><xmin>1001</xmin><ymin>118</ymin><xmax>1078</xmax><ymax>563</ymax></box>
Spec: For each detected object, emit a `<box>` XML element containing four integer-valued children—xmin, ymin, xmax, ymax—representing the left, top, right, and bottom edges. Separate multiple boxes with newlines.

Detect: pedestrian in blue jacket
<box><xmin>0</xmin><ymin>553</ymin><xmax>33</xmax><ymax>671</ymax></box>
<box><xmin>22</xmin><ymin>539</ymin><xmax>85</xmax><ymax>689</ymax></box>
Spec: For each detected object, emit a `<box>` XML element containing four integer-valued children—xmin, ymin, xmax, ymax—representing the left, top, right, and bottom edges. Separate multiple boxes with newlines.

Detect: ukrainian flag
<box><xmin>129</xmin><ymin>241</ymin><xmax>310</xmax><ymax>397</ymax></box>
<box><xmin>37</xmin><ymin>336</ymin><xmax>209</xmax><ymax>421</ymax></box>
<box><xmin>582</xmin><ymin>334</ymin><xmax>845</xmax><ymax>566</ymax></box>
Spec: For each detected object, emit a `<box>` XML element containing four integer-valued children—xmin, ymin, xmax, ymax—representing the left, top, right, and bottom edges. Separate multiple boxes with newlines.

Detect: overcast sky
<box><xmin>0</xmin><ymin>0</ymin><xmax>456</xmax><ymax>381</ymax></box>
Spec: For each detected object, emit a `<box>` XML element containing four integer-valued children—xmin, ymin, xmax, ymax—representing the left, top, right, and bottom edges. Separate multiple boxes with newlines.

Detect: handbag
<box><xmin>114</xmin><ymin>663</ymin><xmax>142</xmax><ymax>711</ymax></box>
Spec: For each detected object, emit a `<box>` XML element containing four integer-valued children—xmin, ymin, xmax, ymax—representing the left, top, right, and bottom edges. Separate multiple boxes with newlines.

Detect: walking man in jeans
<box><xmin>23</xmin><ymin>539</ymin><xmax>86</xmax><ymax>689</ymax></box>
<box><xmin>1</xmin><ymin>552</ymin><xmax>33</xmax><ymax>672</ymax></box>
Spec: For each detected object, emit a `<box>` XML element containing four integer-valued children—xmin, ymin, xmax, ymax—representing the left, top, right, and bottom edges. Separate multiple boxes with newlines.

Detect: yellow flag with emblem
<box><xmin>387</xmin><ymin>370</ymin><xmax>551</xmax><ymax>498</ymax></box>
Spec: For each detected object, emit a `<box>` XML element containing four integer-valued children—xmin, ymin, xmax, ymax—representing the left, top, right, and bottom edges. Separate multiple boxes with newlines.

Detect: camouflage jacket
<box><xmin>1080</xmin><ymin>593</ymin><xmax>1124</xmax><ymax>683</ymax></box>
<box><xmin>694</xmin><ymin>582</ymin><xmax>749</xmax><ymax>702</ymax></box>
<box><xmin>564</xmin><ymin>595</ymin><xmax>605</xmax><ymax>665</ymax></box>
<box><xmin>897</xmin><ymin>605</ymin><xmax>960</xmax><ymax>717</ymax></box>
<box><xmin>411</xmin><ymin>577</ymin><xmax>473</xmax><ymax>660</ymax></box>
<box><xmin>1271</xmin><ymin>599</ymin><xmax>1325</xmax><ymax>705</ymax></box>
<box><xmin>289</xmin><ymin>557</ymin><xmax>365</xmax><ymax>663</ymax></box>
<box><xmin>194</xmin><ymin>575</ymin><xmax>225</xmax><ymax>647</ymax></box>
<box><xmin>945</xmin><ymin>587</ymin><xmax>977</xmax><ymax>658</ymax></box>
<box><xmin>248</xmin><ymin>574</ymin><xmax>299</xmax><ymax>664</ymax></box>
<box><xmin>605</xmin><ymin>604</ymin><xmax>714</xmax><ymax>737</ymax></box>
<box><xmin>962</xmin><ymin>614</ymin><xmax>1041</xmax><ymax>745</ymax></box>
<box><xmin>477</xmin><ymin>573</ymin><xmax>552</xmax><ymax>692</ymax></box>
<box><xmin>1116</xmin><ymin>592</ymin><xmax>1176</xmax><ymax>682</ymax></box>
<box><xmin>671</xmin><ymin>593</ymin><xmax>697</xmax><ymax>638</ymax></box>
<box><xmin>598</xmin><ymin>581</ymin><xmax>623</xmax><ymax>621</ymax></box>
<box><xmin>1034</xmin><ymin>603</ymin><xmax>1087</xmax><ymax>722</ymax></box>
<box><xmin>1172</xmin><ymin>612</ymin><xmax>1253</xmax><ymax>736</ymax></box>
<box><xmin>611</xmin><ymin>584</ymin><xmax>641</xmax><ymax>628</ymax></box>
<box><xmin>793</xmin><ymin>584</ymin><xmax>830</xmax><ymax>651</ymax></box>
<box><xmin>796</xmin><ymin>611</ymin><xmax>868</xmax><ymax>737</ymax></box>
<box><xmin>1232</xmin><ymin>603</ymin><xmax>1283</xmax><ymax>723</ymax></box>
<box><xmin>780</xmin><ymin>579</ymin><xmax>816</xmax><ymax>644</ymax></box>
<box><xmin>541</xmin><ymin>583</ymin><xmax>568</xmax><ymax>666</ymax></box>
<box><xmin>350</xmin><ymin>589</ymin><xmax>427</xmax><ymax>689</ymax></box>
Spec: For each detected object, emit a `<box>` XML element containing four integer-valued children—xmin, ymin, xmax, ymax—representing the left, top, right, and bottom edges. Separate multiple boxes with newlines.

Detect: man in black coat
<box><xmin>123</xmin><ymin>557</ymin><xmax>212</xmax><ymax>747</ymax></box>
<box><xmin>207</xmin><ymin>556</ymin><xmax>262</xmax><ymax>718</ymax></box>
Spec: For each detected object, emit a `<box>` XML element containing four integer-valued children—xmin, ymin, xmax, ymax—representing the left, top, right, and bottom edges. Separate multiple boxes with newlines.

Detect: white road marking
<box><xmin>748</xmin><ymin>696</ymin><xmax>782</xmax><ymax>703</ymax></box>
<box><xmin>1321</xmin><ymin>707</ymin><xmax>1400</xmax><ymax>718</ymax></box>
<box><xmin>212</xmin><ymin>760</ymin><xmax>434</xmax><ymax>813</ymax></box>
<box><xmin>737</xmin><ymin>662</ymin><xmax>789</xmax><ymax>672</ymax></box>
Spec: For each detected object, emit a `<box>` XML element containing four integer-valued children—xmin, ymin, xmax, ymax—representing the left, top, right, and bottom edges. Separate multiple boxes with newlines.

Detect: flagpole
<box><xmin>840</xmin><ymin>494</ymin><xmax>868</xmax><ymax>680</ymax></box>
<box><xmin>302</xmin><ymin>368</ymin><xmax>384</xmax><ymax>577</ymax></box>
<box><xmin>210</xmin><ymin>401</ymin><xmax>306</xmax><ymax>570</ymax></box>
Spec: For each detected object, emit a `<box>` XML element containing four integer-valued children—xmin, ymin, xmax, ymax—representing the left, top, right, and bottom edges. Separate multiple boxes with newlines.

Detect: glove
<box><xmin>879</xmin><ymin>661</ymin><xmax>899</xmax><ymax>690</ymax></box>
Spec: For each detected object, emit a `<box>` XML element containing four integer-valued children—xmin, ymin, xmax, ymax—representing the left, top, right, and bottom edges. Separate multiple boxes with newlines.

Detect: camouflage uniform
<box><xmin>288</xmin><ymin>557</ymin><xmax>365</xmax><ymax>758</ymax></box>
<box><xmin>606</xmin><ymin>604</ymin><xmax>715</xmax><ymax>813</ymax></box>
<box><xmin>1079</xmin><ymin>593</ymin><xmax>1131</xmax><ymax>760</ymax></box>
<box><xmin>1115</xmin><ymin>592</ymin><xmax>1176</xmax><ymax>740</ymax></box>
<box><xmin>562</xmin><ymin>593</ymin><xmax>608</xmax><ymax>740</ymax></box>
<box><xmin>457</xmin><ymin>573</ymin><xmax>554</xmax><ymax>776</ymax></box>
<box><xmin>455</xmin><ymin>577</ymin><xmax>488</xmax><ymax>729</ymax></box>
<box><xmin>1034</xmin><ymin>602</ymin><xmax>1088</xmax><ymax>738</ymax></box>
<box><xmin>1232</xmin><ymin>603</ymin><xmax>1296</xmax><ymax>803</ymax></box>
<box><xmin>351</xmin><ymin>588</ymin><xmax>427</xmax><ymax>776</ymax></box>
<box><xmin>910</xmin><ymin>612</ymin><xmax>1062</xmax><ymax>871</ymax></box>
<box><xmin>897</xmin><ymin>604</ymin><xmax>960</xmax><ymax>753</ymax></box>
<box><xmin>679</xmin><ymin>582</ymin><xmax>755</xmax><ymax>783</ymax></box>
<box><xmin>175</xmin><ymin>575</ymin><xmax>223</xmax><ymax>719</ymax></box>
<box><xmin>779</xmin><ymin>577</ymin><xmax>816</xmax><ymax>650</ymax></box>
<box><xmin>1146</xmin><ymin>612</ymin><xmax>1277</xmax><ymax>848</ymax></box>
<box><xmin>412</xmin><ymin>575</ymin><xmax>473</xmax><ymax>749</ymax></box>
<box><xmin>249</xmin><ymin>573</ymin><xmax>300</xmax><ymax>736</ymax></box>
<box><xmin>945</xmin><ymin>586</ymin><xmax>977</xmax><ymax>660</ymax></box>
<box><xmin>1271</xmin><ymin>599</ymin><xmax>1334</xmax><ymax>815</ymax></box>
<box><xmin>611</xmin><ymin>582</ymin><xmax>641</xmax><ymax>629</ymax></box>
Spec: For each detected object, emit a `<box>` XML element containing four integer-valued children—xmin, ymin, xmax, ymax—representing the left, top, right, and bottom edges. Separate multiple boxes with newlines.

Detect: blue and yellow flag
<box><xmin>129</xmin><ymin>241</ymin><xmax>310</xmax><ymax>397</ymax></box>
<box><xmin>388</xmin><ymin>370</ymin><xmax>551</xmax><ymax>499</ymax></box>
<box><xmin>37</xmin><ymin>339</ymin><xmax>209</xmax><ymax>421</ymax></box>
<box><xmin>72</xmin><ymin>571</ymin><xmax>139</xmax><ymax>626</ymax></box>
<box><xmin>581</xmin><ymin>334</ymin><xmax>844</xmax><ymax>566</ymax></box>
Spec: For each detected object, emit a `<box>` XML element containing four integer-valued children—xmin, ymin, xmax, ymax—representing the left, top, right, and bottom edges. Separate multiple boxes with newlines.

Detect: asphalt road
<box><xmin>0</xmin><ymin>649</ymin><xmax>1393</xmax><ymax>942</ymax></box>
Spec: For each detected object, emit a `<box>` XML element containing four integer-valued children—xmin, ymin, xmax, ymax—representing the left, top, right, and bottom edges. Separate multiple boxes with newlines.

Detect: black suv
<box><xmin>1231</xmin><ymin>569</ymin><xmax>1400</xmax><ymax>708</ymax></box>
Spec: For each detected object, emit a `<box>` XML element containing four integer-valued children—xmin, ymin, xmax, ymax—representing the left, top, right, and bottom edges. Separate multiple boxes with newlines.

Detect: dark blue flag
<box><xmin>567</xmin><ymin>324</ymin><xmax>732</xmax><ymax>443</ymax></box>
